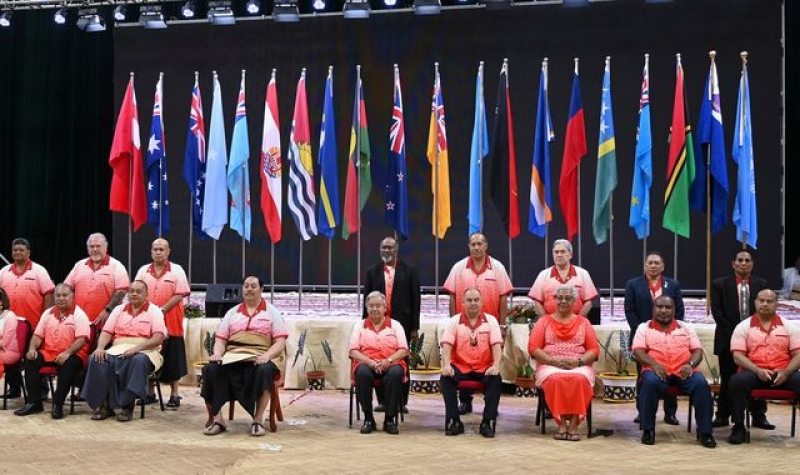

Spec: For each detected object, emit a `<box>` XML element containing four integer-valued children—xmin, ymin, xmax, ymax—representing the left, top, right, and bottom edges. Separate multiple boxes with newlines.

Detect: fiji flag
<box><xmin>227</xmin><ymin>73</ymin><xmax>252</xmax><ymax>241</ymax></box>
<box><xmin>385</xmin><ymin>65</ymin><xmax>409</xmax><ymax>240</ymax></box>
<box><xmin>146</xmin><ymin>74</ymin><xmax>170</xmax><ymax>235</ymax></box>
<box><xmin>182</xmin><ymin>74</ymin><xmax>208</xmax><ymax>239</ymax></box>
<box><xmin>317</xmin><ymin>67</ymin><xmax>339</xmax><ymax>240</ymax></box>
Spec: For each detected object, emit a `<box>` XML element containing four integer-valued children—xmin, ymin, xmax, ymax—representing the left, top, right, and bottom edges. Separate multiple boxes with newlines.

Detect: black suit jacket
<box><xmin>624</xmin><ymin>275</ymin><xmax>685</xmax><ymax>341</ymax></box>
<box><xmin>363</xmin><ymin>260</ymin><xmax>421</xmax><ymax>341</ymax></box>
<box><xmin>710</xmin><ymin>274</ymin><xmax>769</xmax><ymax>355</ymax></box>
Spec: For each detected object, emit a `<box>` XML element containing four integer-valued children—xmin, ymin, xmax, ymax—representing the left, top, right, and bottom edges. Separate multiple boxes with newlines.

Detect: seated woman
<box><xmin>528</xmin><ymin>284</ymin><xmax>599</xmax><ymax>441</ymax></box>
<box><xmin>202</xmin><ymin>276</ymin><xmax>287</xmax><ymax>436</ymax></box>
<box><xmin>349</xmin><ymin>291</ymin><xmax>409</xmax><ymax>435</ymax></box>
<box><xmin>0</xmin><ymin>287</ymin><xmax>22</xmax><ymax>385</ymax></box>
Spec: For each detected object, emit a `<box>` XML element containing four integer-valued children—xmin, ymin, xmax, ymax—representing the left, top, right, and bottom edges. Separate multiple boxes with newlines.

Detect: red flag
<box><xmin>261</xmin><ymin>72</ymin><xmax>283</xmax><ymax>243</ymax></box>
<box><xmin>109</xmin><ymin>77</ymin><xmax>147</xmax><ymax>231</ymax></box>
<box><xmin>559</xmin><ymin>66</ymin><xmax>587</xmax><ymax>241</ymax></box>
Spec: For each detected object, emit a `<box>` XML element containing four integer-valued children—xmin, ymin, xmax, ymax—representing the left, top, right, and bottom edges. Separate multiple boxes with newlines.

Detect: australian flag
<box><xmin>182</xmin><ymin>76</ymin><xmax>208</xmax><ymax>238</ymax></box>
<box><xmin>146</xmin><ymin>75</ymin><xmax>170</xmax><ymax>235</ymax></box>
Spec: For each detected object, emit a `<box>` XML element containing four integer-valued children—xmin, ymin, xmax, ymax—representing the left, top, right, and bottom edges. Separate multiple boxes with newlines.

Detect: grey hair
<box><xmin>552</xmin><ymin>239</ymin><xmax>572</xmax><ymax>254</ymax></box>
<box><xmin>554</xmin><ymin>284</ymin><xmax>578</xmax><ymax>299</ymax></box>
<box><xmin>54</xmin><ymin>283</ymin><xmax>75</xmax><ymax>294</ymax></box>
<box><xmin>365</xmin><ymin>291</ymin><xmax>387</xmax><ymax>307</ymax></box>
<box><xmin>86</xmin><ymin>232</ymin><xmax>108</xmax><ymax>246</ymax></box>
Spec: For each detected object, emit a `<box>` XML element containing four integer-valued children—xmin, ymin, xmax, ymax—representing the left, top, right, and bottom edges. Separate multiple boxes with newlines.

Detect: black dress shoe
<box><xmin>374</xmin><ymin>404</ymin><xmax>386</xmax><ymax>413</ymax></box>
<box><xmin>458</xmin><ymin>401</ymin><xmax>473</xmax><ymax>415</ymax></box>
<box><xmin>663</xmin><ymin>414</ymin><xmax>680</xmax><ymax>426</ymax></box>
<box><xmin>445</xmin><ymin>419</ymin><xmax>465</xmax><ymax>436</ymax></box>
<box><xmin>728</xmin><ymin>424</ymin><xmax>747</xmax><ymax>444</ymax></box>
<box><xmin>699</xmin><ymin>433</ymin><xmax>717</xmax><ymax>448</ymax></box>
<box><xmin>641</xmin><ymin>429</ymin><xmax>655</xmax><ymax>445</ymax></box>
<box><xmin>633</xmin><ymin>415</ymin><xmax>641</xmax><ymax>424</ymax></box>
<box><xmin>14</xmin><ymin>402</ymin><xmax>44</xmax><ymax>416</ymax></box>
<box><xmin>383</xmin><ymin>420</ymin><xmax>399</xmax><ymax>435</ymax></box>
<box><xmin>51</xmin><ymin>404</ymin><xmax>64</xmax><ymax>420</ymax></box>
<box><xmin>3</xmin><ymin>390</ymin><xmax>21</xmax><ymax>399</ymax></box>
<box><xmin>712</xmin><ymin>416</ymin><xmax>730</xmax><ymax>427</ymax></box>
<box><xmin>751</xmin><ymin>417</ymin><xmax>776</xmax><ymax>430</ymax></box>
<box><xmin>360</xmin><ymin>420</ymin><xmax>376</xmax><ymax>434</ymax></box>
<box><xmin>479</xmin><ymin>420</ymin><xmax>496</xmax><ymax>438</ymax></box>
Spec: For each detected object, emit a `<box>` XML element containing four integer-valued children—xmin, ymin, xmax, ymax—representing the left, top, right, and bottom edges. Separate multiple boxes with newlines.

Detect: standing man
<box><xmin>65</xmin><ymin>233</ymin><xmax>130</xmax><ymax>327</ymax></box>
<box><xmin>14</xmin><ymin>284</ymin><xmax>91</xmax><ymax>419</ymax></box>
<box><xmin>710</xmin><ymin>249</ymin><xmax>771</xmax><ymax>429</ymax></box>
<box><xmin>443</xmin><ymin>232</ymin><xmax>513</xmax><ymax>415</ymax></box>
<box><xmin>780</xmin><ymin>257</ymin><xmax>800</xmax><ymax>300</ymax></box>
<box><xmin>727</xmin><ymin>289</ymin><xmax>800</xmax><ymax>444</ymax></box>
<box><xmin>440</xmin><ymin>288</ymin><xmax>503</xmax><ymax>438</ymax></box>
<box><xmin>134</xmin><ymin>238</ymin><xmax>190</xmax><ymax>409</ymax></box>
<box><xmin>625</xmin><ymin>251</ymin><xmax>685</xmax><ymax>425</ymax></box>
<box><xmin>529</xmin><ymin>239</ymin><xmax>598</xmax><ymax>318</ymax></box>
<box><xmin>363</xmin><ymin>236</ymin><xmax>420</xmax><ymax>413</ymax></box>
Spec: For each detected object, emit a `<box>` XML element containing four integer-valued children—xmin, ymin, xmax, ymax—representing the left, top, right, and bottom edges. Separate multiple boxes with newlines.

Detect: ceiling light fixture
<box><xmin>140</xmin><ymin>5</ymin><xmax>167</xmax><ymax>29</ymax></box>
<box><xmin>113</xmin><ymin>4</ymin><xmax>127</xmax><ymax>21</ymax></box>
<box><xmin>413</xmin><ymin>0</ymin><xmax>440</xmax><ymax>15</ymax></box>
<box><xmin>76</xmin><ymin>9</ymin><xmax>106</xmax><ymax>32</ymax></box>
<box><xmin>54</xmin><ymin>8</ymin><xmax>67</xmax><ymax>24</ymax></box>
<box><xmin>0</xmin><ymin>9</ymin><xmax>13</xmax><ymax>27</ymax></box>
<box><xmin>343</xmin><ymin>0</ymin><xmax>370</xmax><ymax>19</ymax></box>
<box><xmin>208</xmin><ymin>1</ymin><xmax>236</xmax><ymax>25</ymax></box>
<box><xmin>246</xmin><ymin>0</ymin><xmax>260</xmax><ymax>15</ymax></box>
<box><xmin>273</xmin><ymin>1</ymin><xmax>299</xmax><ymax>22</ymax></box>
<box><xmin>181</xmin><ymin>0</ymin><xmax>196</xmax><ymax>18</ymax></box>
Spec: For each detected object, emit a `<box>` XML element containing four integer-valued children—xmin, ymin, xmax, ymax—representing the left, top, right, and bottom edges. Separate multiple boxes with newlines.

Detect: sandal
<box><xmin>553</xmin><ymin>432</ymin><xmax>569</xmax><ymax>441</ymax></box>
<box><xmin>566</xmin><ymin>432</ymin><xmax>581</xmax><ymax>442</ymax></box>
<box><xmin>91</xmin><ymin>407</ymin><xmax>115</xmax><ymax>421</ymax></box>
<box><xmin>250</xmin><ymin>421</ymin><xmax>266</xmax><ymax>437</ymax></box>
<box><xmin>116</xmin><ymin>408</ymin><xmax>133</xmax><ymax>422</ymax></box>
<box><xmin>203</xmin><ymin>421</ymin><xmax>227</xmax><ymax>436</ymax></box>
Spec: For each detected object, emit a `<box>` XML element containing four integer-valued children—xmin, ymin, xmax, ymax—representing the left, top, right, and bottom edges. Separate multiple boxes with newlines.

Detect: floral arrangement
<box><xmin>291</xmin><ymin>329</ymin><xmax>333</xmax><ymax>373</ymax></box>
<box><xmin>185</xmin><ymin>301</ymin><xmax>205</xmax><ymax>319</ymax></box>
<box><xmin>597</xmin><ymin>330</ymin><xmax>633</xmax><ymax>376</ymax></box>
<box><xmin>506</xmin><ymin>302</ymin><xmax>539</xmax><ymax>329</ymax></box>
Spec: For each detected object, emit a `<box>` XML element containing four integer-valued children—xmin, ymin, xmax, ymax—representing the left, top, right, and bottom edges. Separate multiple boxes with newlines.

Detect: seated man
<box><xmin>440</xmin><ymin>287</ymin><xmax>502</xmax><ymax>438</ymax></box>
<box><xmin>632</xmin><ymin>295</ymin><xmax>716</xmax><ymax>448</ymax></box>
<box><xmin>15</xmin><ymin>284</ymin><xmax>90</xmax><ymax>419</ymax></box>
<box><xmin>349</xmin><ymin>291</ymin><xmax>409</xmax><ymax>435</ymax></box>
<box><xmin>82</xmin><ymin>280</ymin><xmax>166</xmax><ymax>422</ymax></box>
<box><xmin>728</xmin><ymin>289</ymin><xmax>800</xmax><ymax>444</ymax></box>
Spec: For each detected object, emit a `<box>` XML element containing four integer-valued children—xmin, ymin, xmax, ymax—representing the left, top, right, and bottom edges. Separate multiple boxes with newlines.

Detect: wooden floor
<box><xmin>0</xmin><ymin>385</ymin><xmax>798</xmax><ymax>474</ymax></box>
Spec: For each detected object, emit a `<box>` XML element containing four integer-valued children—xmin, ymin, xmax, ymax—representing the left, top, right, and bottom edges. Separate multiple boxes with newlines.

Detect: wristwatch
<box><xmin>387</xmin><ymin>357</ymin><xmax>393</xmax><ymax>364</ymax></box>
<box><xmin>578</xmin><ymin>358</ymin><xmax>584</xmax><ymax>367</ymax></box>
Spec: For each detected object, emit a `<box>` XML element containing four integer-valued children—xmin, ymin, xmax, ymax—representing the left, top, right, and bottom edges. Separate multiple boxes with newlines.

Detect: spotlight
<box><xmin>246</xmin><ymin>0</ymin><xmax>260</xmax><ymax>14</ymax></box>
<box><xmin>384</xmin><ymin>0</ymin><xmax>397</xmax><ymax>6</ymax></box>
<box><xmin>0</xmin><ymin>9</ymin><xmax>12</xmax><ymax>27</ymax></box>
<box><xmin>140</xmin><ymin>5</ymin><xmax>167</xmax><ymax>29</ymax></box>
<box><xmin>181</xmin><ymin>0</ymin><xmax>196</xmax><ymax>18</ymax></box>
<box><xmin>313</xmin><ymin>0</ymin><xmax>326</xmax><ymax>11</ymax></box>
<box><xmin>343</xmin><ymin>0</ymin><xmax>370</xmax><ymax>18</ymax></box>
<box><xmin>76</xmin><ymin>9</ymin><xmax>106</xmax><ymax>32</ymax></box>
<box><xmin>273</xmin><ymin>1</ymin><xmax>299</xmax><ymax>22</ymax></box>
<box><xmin>54</xmin><ymin>8</ymin><xmax>67</xmax><ymax>25</ymax></box>
<box><xmin>563</xmin><ymin>0</ymin><xmax>589</xmax><ymax>6</ymax></box>
<box><xmin>413</xmin><ymin>0</ymin><xmax>440</xmax><ymax>15</ymax></box>
<box><xmin>113</xmin><ymin>5</ymin><xmax>127</xmax><ymax>21</ymax></box>
<box><xmin>208</xmin><ymin>1</ymin><xmax>235</xmax><ymax>25</ymax></box>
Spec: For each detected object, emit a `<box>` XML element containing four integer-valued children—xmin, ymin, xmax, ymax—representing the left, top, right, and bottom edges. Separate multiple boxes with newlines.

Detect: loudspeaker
<box><xmin>205</xmin><ymin>284</ymin><xmax>242</xmax><ymax>319</ymax></box>
<box><xmin>587</xmin><ymin>298</ymin><xmax>601</xmax><ymax>326</ymax></box>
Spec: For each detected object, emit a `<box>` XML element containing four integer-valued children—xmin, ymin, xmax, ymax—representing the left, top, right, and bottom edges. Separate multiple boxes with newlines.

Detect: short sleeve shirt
<box><xmin>349</xmin><ymin>318</ymin><xmax>409</xmax><ymax>361</ymax></box>
<box><xmin>0</xmin><ymin>261</ymin><xmax>55</xmax><ymax>327</ymax></box>
<box><xmin>102</xmin><ymin>301</ymin><xmax>167</xmax><ymax>339</ymax></box>
<box><xmin>730</xmin><ymin>315</ymin><xmax>800</xmax><ymax>370</ymax></box>
<box><xmin>34</xmin><ymin>305</ymin><xmax>92</xmax><ymax>364</ymax></box>
<box><xmin>65</xmin><ymin>255</ymin><xmax>130</xmax><ymax>322</ymax></box>
<box><xmin>528</xmin><ymin>265</ymin><xmax>598</xmax><ymax>315</ymax></box>
<box><xmin>440</xmin><ymin>313</ymin><xmax>503</xmax><ymax>374</ymax></box>
<box><xmin>632</xmin><ymin>319</ymin><xmax>701</xmax><ymax>376</ymax></box>
<box><xmin>216</xmin><ymin>300</ymin><xmax>289</xmax><ymax>341</ymax></box>
<box><xmin>135</xmin><ymin>261</ymin><xmax>190</xmax><ymax>337</ymax></box>
<box><xmin>444</xmin><ymin>256</ymin><xmax>513</xmax><ymax>317</ymax></box>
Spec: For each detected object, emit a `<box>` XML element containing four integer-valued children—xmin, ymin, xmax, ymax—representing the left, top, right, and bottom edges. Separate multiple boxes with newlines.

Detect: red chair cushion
<box><xmin>750</xmin><ymin>389</ymin><xmax>798</xmax><ymax>400</ymax></box>
<box><xmin>664</xmin><ymin>386</ymin><xmax>685</xmax><ymax>396</ymax></box>
<box><xmin>40</xmin><ymin>366</ymin><xmax>58</xmax><ymax>376</ymax></box>
<box><xmin>457</xmin><ymin>380</ymin><xmax>486</xmax><ymax>391</ymax></box>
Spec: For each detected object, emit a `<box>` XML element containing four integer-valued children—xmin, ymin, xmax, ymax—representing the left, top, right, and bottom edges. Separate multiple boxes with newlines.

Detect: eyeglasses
<box><xmin>555</xmin><ymin>295</ymin><xmax>574</xmax><ymax>301</ymax></box>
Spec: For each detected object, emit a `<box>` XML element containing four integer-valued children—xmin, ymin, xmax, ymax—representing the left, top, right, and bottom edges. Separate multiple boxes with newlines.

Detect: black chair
<box><xmin>349</xmin><ymin>378</ymin><xmax>405</xmax><ymax>427</ymax></box>
<box><xmin>535</xmin><ymin>386</ymin><xmax>593</xmax><ymax>436</ymax></box>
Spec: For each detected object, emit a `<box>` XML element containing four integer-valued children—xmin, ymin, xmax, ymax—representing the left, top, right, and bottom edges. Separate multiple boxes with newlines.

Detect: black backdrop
<box><xmin>112</xmin><ymin>0</ymin><xmax>784</xmax><ymax>292</ymax></box>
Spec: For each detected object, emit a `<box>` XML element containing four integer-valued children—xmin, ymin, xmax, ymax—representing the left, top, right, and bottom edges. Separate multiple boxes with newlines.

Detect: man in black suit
<box><xmin>710</xmin><ymin>249</ymin><xmax>772</xmax><ymax>429</ymax></box>
<box><xmin>363</xmin><ymin>236</ymin><xmax>421</xmax><ymax>412</ymax></box>
<box><xmin>625</xmin><ymin>251</ymin><xmax>685</xmax><ymax>425</ymax></box>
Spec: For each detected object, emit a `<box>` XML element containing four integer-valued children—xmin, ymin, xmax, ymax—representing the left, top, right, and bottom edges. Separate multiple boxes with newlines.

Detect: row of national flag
<box><xmin>108</xmin><ymin>55</ymin><xmax>758</xmax><ymax>249</ymax></box>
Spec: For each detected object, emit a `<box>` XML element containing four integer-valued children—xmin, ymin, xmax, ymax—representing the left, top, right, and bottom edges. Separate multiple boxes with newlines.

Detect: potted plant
<box><xmin>597</xmin><ymin>330</ymin><xmax>637</xmax><ymax>403</ymax></box>
<box><xmin>505</xmin><ymin>302</ymin><xmax>539</xmax><ymax>339</ymax></box>
<box><xmin>191</xmin><ymin>331</ymin><xmax>216</xmax><ymax>386</ymax></box>
<box><xmin>184</xmin><ymin>301</ymin><xmax>206</xmax><ymax>319</ymax></box>
<box><xmin>703</xmin><ymin>350</ymin><xmax>721</xmax><ymax>403</ymax></box>
<box><xmin>515</xmin><ymin>363</ymin><xmax>536</xmax><ymax>397</ymax></box>
<box><xmin>408</xmin><ymin>333</ymin><xmax>441</xmax><ymax>393</ymax></box>
<box><xmin>292</xmin><ymin>329</ymin><xmax>333</xmax><ymax>390</ymax></box>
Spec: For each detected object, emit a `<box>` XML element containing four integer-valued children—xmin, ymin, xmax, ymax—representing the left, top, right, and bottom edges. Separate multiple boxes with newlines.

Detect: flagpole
<box><xmin>642</xmin><ymin>54</ymin><xmax>648</xmax><ymax>266</ymax></box>
<box><xmin>327</xmin><ymin>240</ymin><xmax>332</xmax><ymax>310</ymax></box>
<box><xmin>299</xmin><ymin>241</ymin><xmax>303</xmax><ymax>310</ymax></box>
<box><xmin>158</xmin><ymin>72</ymin><xmax>164</xmax><ymax>238</ymax></box>
<box><xmin>433</xmin><ymin>62</ymin><xmax>440</xmax><ymax>314</ymax></box>
<box><xmin>503</xmin><ymin>58</ymin><xmax>513</xmax><ymax>306</ymax></box>
<box><xmin>740</xmin><ymin>51</ymin><xmax>749</xmax><ymax>251</ymax></box>
<box><xmin>128</xmin><ymin>71</ymin><xmax>134</xmax><ymax>278</ymax></box>
<box><xmin>187</xmin><ymin>75</ymin><xmax>197</xmax><ymax>284</ymax></box>
<box><xmin>355</xmin><ymin>64</ymin><xmax>362</xmax><ymax>310</ymax></box>
<box><xmin>478</xmin><ymin>61</ymin><xmax>484</xmax><ymax>234</ymax></box>
<box><xmin>606</xmin><ymin>56</ymin><xmax>615</xmax><ymax>318</ymax></box>
<box><xmin>240</xmin><ymin>70</ymin><xmax>247</xmax><ymax>279</ymax></box>
<box><xmin>543</xmin><ymin>58</ymin><xmax>550</xmax><ymax>272</ymax></box>
<box><xmin>574</xmin><ymin>57</ymin><xmax>582</xmax><ymax>267</ymax></box>
<box><xmin>213</xmin><ymin>241</ymin><xmax>217</xmax><ymax>283</ymax></box>
<box><xmin>270</xmin><ymin>243</ymin><xmax>275</xmax><ymax>303</ymax></box>
<box><xmin>704</xmin><ymin>51</ymin><xmax>715</xmax><ymax>317</ymax></box>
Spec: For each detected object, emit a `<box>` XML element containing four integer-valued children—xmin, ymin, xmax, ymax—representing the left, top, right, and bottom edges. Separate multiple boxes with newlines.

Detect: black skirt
<box><xmin>159</xmin><ymin>336</ymin><xmax>188</xmax><ymax>383</ymax></box>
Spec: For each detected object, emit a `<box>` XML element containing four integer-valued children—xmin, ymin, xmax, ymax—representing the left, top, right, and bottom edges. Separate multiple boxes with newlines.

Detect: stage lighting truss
<box><xmin>273</xmin><ymin>0</ymin><xmax>299</xmax><ymax>22</ymax></box>
<box><xmin>208</xmin><ymin>0</ymin><xmax>235</xmax><ymax>24</ymax></box>
<box><xmin>76</xmin><ymin>8</ymin><xmax>106</xmax><ymax>32</ymax></box>
<box><xmin>140</xmin><ymin>5</ymin><xmax>167</xmax><ymax>28</ymax></box>
<box><xmin>343</xmin><ymin>0</ymin><xmax>370</xmax><ymax>19</ymax></box>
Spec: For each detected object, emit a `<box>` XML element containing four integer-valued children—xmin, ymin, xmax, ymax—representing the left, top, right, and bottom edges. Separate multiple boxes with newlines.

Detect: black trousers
<box><xmin>729</xmin><ymin>369</ymin><xmax>800</xmax><ymax>425</ymax></box>
<box><xmin>355</xmin><ymin>363</ymin><xmax>404</xmax><ymax>421</ymax></box>
<box><xmin>23</xmin><ymin>353</ymin><xmax>84</xmax><ymax>406</ymax></box>
<box><xmin>717</xmin><ymin>350</ymin><xmax>766</xmax><ymax>419</ymax></box>
<box><xmin>441</xmin><ymin>366</ymin><xmax>501</xmax><ymax>421</ymax></box>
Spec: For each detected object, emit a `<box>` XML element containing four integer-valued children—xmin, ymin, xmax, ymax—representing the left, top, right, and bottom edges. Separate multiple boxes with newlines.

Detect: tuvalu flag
<box><xmin>559</xmin><ymin>60</ymin><xmax>587</xmax><ymax>242</ymax></box>
<box><xmin>385</xmin><ymin>65</ymin><xmax>409</xmax><ymax>240</ymax></box>
<box><xmin>592</xmin><ymin>58</ymin><xmax>617</xmax><ymax>245</ymax></box>
<box><xmin>529</xmin><ymin>59</ymin><xmax>554</xmax><ymax>238</ymax></box>
<box><xmin>317</xmin><ymin>67</ymin><xmax>340</xmax><ymax>240</ymax></box>
<box><xmin>629</xmin><ymin>55</ymin><xmax>652</xmax><ymax>240</ymax></box>
<box><xmin>468</xmin><ymin>62</ymin><xmax>488</xmax><ymax>236</ymax></box>
<box><xmin>662</xmin><ymin>54</ymin><xmax>696</xmax><ymax>238</ymax></box>
<box><xmin>343</xmin><ymin>66</ymin><xmax>371</xmax><ymax>239</ymax></box>
<box><xmin>146</xmin><ymin>74</ymin><xmax>170</xmax><ymax>235</ymax></box>
<box><xmin>489</xmin><ymin>59</ymin><xmax>520</xmax><ymax>239</ymax></box>
<box><xmin>427</xmin><ymin>66</ymin><xmax>451</xmax><ymax>239</ymax></box>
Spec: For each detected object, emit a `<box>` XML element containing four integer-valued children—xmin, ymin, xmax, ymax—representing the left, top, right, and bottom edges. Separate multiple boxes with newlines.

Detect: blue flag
<box><xmin>317</xmin><ymin>68</ymin><xmax>339</xmax><ymax>240</ymax></box>
<box><xmin>227</xmin><ymin>75</ymin><xmax>252</xmax><ymax>241</ymax></box>
<box><xmin>468</xmin><ymin>63</ymin><xmax>488</xmax><ymax>235</ymax></box>
<box><xmin>691</xmin><ymin>57</ymin><xmax>729</xmax><ymax>234</ymax></box>
<box><xmin>202</xmin><ymin>73</ymin><xmax>228</xmax><ymax>240</ymax></box>
<box><xmin>182</xmin><ymin>76</ymin><xmax>209</xmax><ymax>239</ymax></box>
<box><xmin>385</xmin><ymin>66</ymin><xmax>409</xmax><ymax>240</ymax></box>
<box><xmin>732</xmin><ymin>61</ymin><xmax>757</xmax><ymax>248</ymax></box>
<box><xmin>146</xmin><ymin>76</ymin><xmax>170</xmax><ymax>235</ymax></box>
<box><xmin>529</xmin><ymin>60</ymin><xmax>554</xmax><ymax>238</ymax></box>
<box><xmin>629</xmin><ymin>56</ymin><xmax>652</xmax><ymax>240</ymax></box>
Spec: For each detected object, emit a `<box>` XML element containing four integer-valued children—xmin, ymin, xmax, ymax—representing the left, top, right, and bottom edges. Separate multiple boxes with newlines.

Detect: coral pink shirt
<box><xmin>632</xmin><ymin>319</ymin><xmax>701</xmax><ymax>376</ymax></box>
<box><xmin>441</xmin><ymin>313</ymin><xmax>502</xmax><ymax>374</ymax></box>
<box><xmin>528</xmin><ymin>265</ymin><xmax>598</xmax><ymax>315</ymax></box>
<box><xmin>731</xmin><ymin>315</ymin><xmax>800</xmax><ymax>371</ymax></box>
<box><xmin>65</xmin><ymin>255</ymin><xmax>130</xmax><ymax>322</ymax></box>
<box><xmin>135</xmin><ymin>261</ymin><xmax>190</xmax><ymax>337</ymax></box>
<box><xmin>444</xmin><ymin>256</ymin><xmax>513</xmax><ymax>317</ymax></box>
<box><xmin>0</xmin><ymin>310</ymin><xmax>21</xmax><ymax>365</ymax></box>
<box><xmin>528</xmin><ymin>314</ymin><xmax>600</xmax><ymax>360</ymax></box>
<box><xmin>0</xmin><ymin>260</ymin><xmax>55</xmax><ymax>327</ymax></box>
<box><xmin>34</xmin><ymin>305</ymin><xmax>92</xmax><ymax>365</ymax></box>
<box><xmin>216</xmin><ymin>300</ymin><xmax>289</xmax><ymax>341</ymax></box>
<box><xmin>102</xmin><ymin>301</ymin><xmax>167</xmax><ymax>340</ymax></box>
<box><xmin>350</xmin><ymin>317</ymin><xmax>408</xmax><ymax>363</ymax></box>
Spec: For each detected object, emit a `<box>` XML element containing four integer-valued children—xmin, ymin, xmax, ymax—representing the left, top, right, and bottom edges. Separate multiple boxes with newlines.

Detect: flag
<box><xmin>261</xmin><ymin>70</ymin><xmax>283</xmax><ymax>243</ymax></box>
<box><xmin>109</xmin><ymin>76</ymin><xmax>147</xmax><ymax>231</ymax></box>
<box><xmin>182</xmin><ymin>74</ymin><xmax>208</xmax><ymax>239</ymax></box>
<box><xmin>343</xmin><ymin>68</ymin><xmax>371</xmax><ymax>239</ymax></box>
<box><xmin>529</xmin><ymin>60</ymin><xmax>554</xmax><ymax>238</ymax></box>
<box><xmin>227</xmin><ymin>74</ymin><xmax>251</xmax><ymax>241</ymax></box>
<box><xmin>318</xmin><ymin>67</ymin><xmax>340</xmax><ymax>240</ymax></box>
<box><xmin>662</xmin><ymin>56</ymin><xmax>696</xmax><ymax>238</ymax></box>
<box><xmin>489</xmin><ymin>61</ymin><xmax>520</xmax><ymax>239</ymax></box>
<box><xmin>202</xmin><ymin>73</ymin><xmax>229</xmax><ymax>240</ymax></box>
<box><xmin>385</xmin><ymin>66</ymin><xmax>409</xmax><ymax>240</ymax></box>
<box><xmin>732</xmin><ymin>57</ymin><xmax>757</xmax><ymax>248</ymax></box>
<box><xmin>468</xmin><ymin>63</ymin><xmax>487</xmax><ymax>236</ymax></box>
<box><xmin>146</xmin><ymin>75</ymin><xmax>170</xmax><ymax>235</ymax></box>
<box><xmin>427</xmin><ymin>68</ymin><xmax>451</xmax><ymax>239</ymax></box>
<box><xmin>559</xmin><ymin>62</ymin><xmax>587</xmax><ymax>241</ymax></box>
<box><xmin>629</xmin><ymin>55</ymin><xmax>652</xmax><ymax>240</ymax></box>
<box><xmin>691</xmin><ymin>55</ymin><xmax>729</xmax><ymax>234</ymax></box>
<box><xmin>287</xmin><ymin>69</ymin><xmax>317</xmax><ymax>241</ymax></box>
<box><xmin>592</xmin><ymin>59</ymin><xmax>618</xmax><ymax>245</ymax></box>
